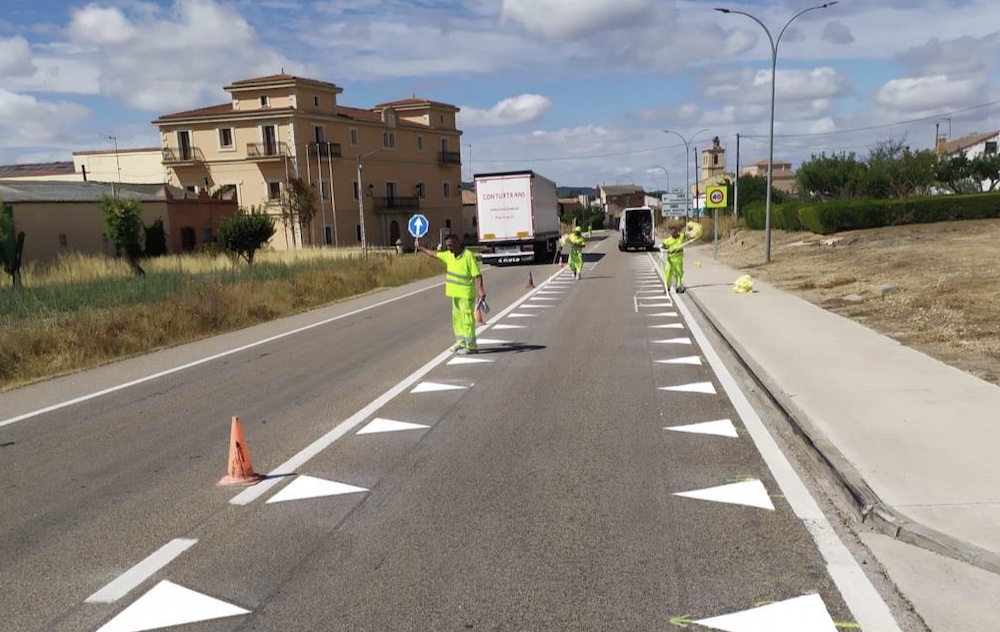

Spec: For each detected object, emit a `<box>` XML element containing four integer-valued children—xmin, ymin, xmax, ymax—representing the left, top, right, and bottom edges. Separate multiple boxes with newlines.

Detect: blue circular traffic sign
<box><xmin>408</xmin><ymin>214</ymin><xmax>429</xmax><ymax>238</ymax></box>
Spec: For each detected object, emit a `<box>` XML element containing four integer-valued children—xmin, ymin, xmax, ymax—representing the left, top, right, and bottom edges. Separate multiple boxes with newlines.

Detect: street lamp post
<box><xmin>715</xmin><ymin>2</ymin><xmax>838</xmax><ymax>263</ymax></box>
<box><xmin>663</xmin><ymin>128</ymin><xmax>709</xmax><ymax>221</ymax></box>
<box><xmin>651</xmin><ymin>165</ymin><xmax>670</xmax><ymax>191</ymax></box>
<box><xmin>356</xmin><ymin>149</ymin><xmax>381</xmax><ymax>257</ymax></box>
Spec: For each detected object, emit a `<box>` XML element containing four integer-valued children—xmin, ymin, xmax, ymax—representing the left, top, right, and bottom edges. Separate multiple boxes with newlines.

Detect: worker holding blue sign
<box><xmin>415</xmin><ymin>233</ymin><xmax>486</xmax><ymax>355</ymax></box>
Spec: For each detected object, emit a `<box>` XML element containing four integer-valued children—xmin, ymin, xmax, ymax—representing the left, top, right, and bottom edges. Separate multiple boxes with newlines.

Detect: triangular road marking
<box><xmin>94</xmin><ymin>580</ymin><xmax>249</xmax><ymax>632</ymax></box>
<box><xmin>640</xmin><ymin>303</ymin><xmax>673</xmax><ymax>308</ymax></box>
<box><xmin>653</xmin><ymin>337</ymin><xmax>692</xmax><ymax>345</ymax></box>
<box><xmin>492</xmin><ymin>323</ymin><xmax>525</xmax><ymax>329</ymax></box>
<box><xmin>656</xmin><ymin>356</ymin><xmax>702</xmax><ymax>365</ymax></box>
<box><xmin>650</xmin><ymin>323</ymin><xmax>684</xmax><ymax>329</ymax></box>
<box><xmin>695</xmin><ymin>593</ymin><xmax>837</xmax><ymax>632</ymax></box>
<box><xmin>411</xmin><ymin>381</ymin><xmax>469</xmax><ymax>393</ymax></box>
<box><xmin>675</xmin><ymin>479</ymin><xmax>775</xmax><ymax>510</ymax></box>
<box><xmin>529</xmin><ymin>297</ymin><xmax>559</xmax><ymax>301</ymax></box>
<box><xmin>508</xmin><ymin>313</ymin><xmax>537</xmax><ymax>318</ymax></box>
<box><xmin>519</xmin><ymin>305</ymin><xmax>547</xmax><ymax>309</ymax></box>
<box><xmin>447</xmin><ymin>356</ymin><xmax>494</xmax><ymax>365</ymax></box>
<box><xmin>665</xmin><ymin>419</ymin><xmax>738</xmax><ymax>438</ymax></box>
<box><xmin>267</xmin><ymin>475</ymin><xmax>368</xmax><ymax>503</ymax></box>
<box><xmin>659</xmin><ymin>381</ymin><xmax>716</xmax><ymax>394</ymax></box>
<box><xmin>357</xmin><ymin>418</ymin><xmax>429</xmax><ymax>435</ymax></box>
<box><xmin>647</xmin><ymin>311</ymin><xmax>679</xmax><ymax>317</ymax></box>
<box><xmin>476</xmin><ymin>338</ymin><xmax>510</xmax><ymax>345</ymax></box>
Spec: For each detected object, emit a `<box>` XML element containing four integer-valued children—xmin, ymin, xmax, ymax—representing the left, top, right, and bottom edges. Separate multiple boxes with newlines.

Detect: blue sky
<box><xmin>1</xmin><ymin>0</ymin><xmax>999</xmax><ymax>189</ymax></box>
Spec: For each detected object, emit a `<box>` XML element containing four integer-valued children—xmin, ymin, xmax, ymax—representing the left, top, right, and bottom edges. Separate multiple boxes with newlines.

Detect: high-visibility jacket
<box><xmin>562</xmin><ymin>233</ymin><xmax>586</xmax><ymax>251</ymax></box>
<box><xmin>662</xmin><ymin>234</ymin><xmax>686</xmax><ymax>260</ymax></box>
<box><xmin>437</xmin><ymin>249</ymin><xmax>481</xmax><ymax>299</ymax></box>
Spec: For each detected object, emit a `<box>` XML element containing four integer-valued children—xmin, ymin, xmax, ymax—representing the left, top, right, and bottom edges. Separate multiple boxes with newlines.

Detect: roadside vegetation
<box><xmin>0</xmin><ymin>249</ymin><xmax>440</xmax><ymax>391</ymax></box>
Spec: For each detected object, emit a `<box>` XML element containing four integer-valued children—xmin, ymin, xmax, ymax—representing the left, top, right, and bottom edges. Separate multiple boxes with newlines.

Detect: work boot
<box><xmin>457</xmin><ymin>348</ymin><xmax>478</xmax><ymax>355</ymax></box>
<box><xmin>677</xmin><ymin>285</ymin><xmax>686</xmax><ymax>293</ymax></box>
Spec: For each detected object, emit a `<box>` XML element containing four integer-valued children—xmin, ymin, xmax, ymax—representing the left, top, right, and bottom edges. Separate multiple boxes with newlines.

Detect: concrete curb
<box><xmin>684</xmin><ymin>288</ymin><xmax>1000</xmax><ymax>576</ymax></box>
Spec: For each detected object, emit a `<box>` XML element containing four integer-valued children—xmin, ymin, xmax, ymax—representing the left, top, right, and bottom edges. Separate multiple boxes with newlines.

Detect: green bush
<box><xmin>743</xmin><ymin>193</ymin><xmax>1000</xmax><ymax>234</ymax></box>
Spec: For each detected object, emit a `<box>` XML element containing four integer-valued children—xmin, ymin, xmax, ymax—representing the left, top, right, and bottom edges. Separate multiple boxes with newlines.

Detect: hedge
<box><xmin>740</xmin><ymin>192</ymin><xmax>1000</xmax><ymax>234</ymax></box>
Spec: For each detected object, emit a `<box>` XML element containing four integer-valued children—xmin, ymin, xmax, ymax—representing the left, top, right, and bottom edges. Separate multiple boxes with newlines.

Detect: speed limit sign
<box><xmin>706</xmin><ymin>185</ymin><xmax>727</xmax><ymax>208</ymax></box>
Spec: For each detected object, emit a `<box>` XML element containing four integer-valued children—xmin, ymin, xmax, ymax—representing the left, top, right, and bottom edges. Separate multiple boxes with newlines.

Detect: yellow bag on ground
<box><xmin>732</xmin><ymin>274</ymin><xmax>754</xmax><ymax>294</ymax></box>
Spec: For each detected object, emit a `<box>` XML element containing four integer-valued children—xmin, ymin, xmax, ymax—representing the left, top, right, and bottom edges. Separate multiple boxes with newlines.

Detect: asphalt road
<box><xmin>0</xmin><ymin>234</ymin><xmax>897</xmax><ymax>632</ymax></box>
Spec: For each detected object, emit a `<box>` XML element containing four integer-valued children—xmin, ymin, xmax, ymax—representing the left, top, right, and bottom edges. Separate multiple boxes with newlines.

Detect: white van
<box><xmin>618</xmin><ymin>207</ymin><xmax>656</xmax><ymax>251</ymax></box>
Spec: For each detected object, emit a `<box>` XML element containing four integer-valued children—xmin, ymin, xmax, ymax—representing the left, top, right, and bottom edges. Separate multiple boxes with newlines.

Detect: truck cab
<box><xmin>618</xmin><ymin>207</ymin><xmax>656</xmax><ymax>251</ymax></box>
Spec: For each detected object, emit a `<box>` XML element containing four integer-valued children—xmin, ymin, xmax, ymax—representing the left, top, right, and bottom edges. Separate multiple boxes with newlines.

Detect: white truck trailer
<box><xmin>475</xmin><ymin>170</ymin><xmax>560</xmax><ymax>265</ymax></box>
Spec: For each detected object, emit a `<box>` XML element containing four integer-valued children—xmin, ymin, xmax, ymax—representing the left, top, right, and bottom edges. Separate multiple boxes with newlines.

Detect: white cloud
<box><xmin>704</xmin><ymin>67</ymin><xmax>847</xmax><ymax>107</ymax></box>
<box><xmin>67</xmin><ymin>5</ymin><xmax>138</xmax><ymax>46</ymax></box>
<box><xmin>875</xmin><ymin>75</ymin><xmax>981</xmax><ymax>112</ymax></box>
<box><xmin>0</xmin><ymin>89</ymin><xmax>90</xmax><ymax>145</ymax></box>
<box><xmin>0</xmin><ymin>37</ymin><xmax>36</xmax><ymax>77</ymax></box>
<box><xmin>500</xmin><ymin>0</ymin><xmax>655</xmax><ymax>40</ymax></box>
<box><xmin>822</xmin><ymin>21</ymin><xmax>854</xmax><ymax>45</ymax></box>
<box><xmin>459</xmin><ymin>95</ymin><xmax>552</xmax><ymax>127</ymax></box>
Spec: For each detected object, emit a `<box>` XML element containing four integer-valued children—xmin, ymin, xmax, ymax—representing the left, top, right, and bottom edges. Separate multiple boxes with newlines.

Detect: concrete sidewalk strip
<box><xmin>683</xmin><ymin>252</ymin><xmax>1000</xmax><ymax>573</ymax></box>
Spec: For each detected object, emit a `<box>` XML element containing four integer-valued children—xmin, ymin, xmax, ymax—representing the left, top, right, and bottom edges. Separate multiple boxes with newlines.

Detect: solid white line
<box><xmin>230</xmin><ymin>271</ymin><xmax>549</xmax><ymax>506</ymax></box>
<box><xmin>0</xmin><ymin>284</ymin><xmax>442</xmax><ymax>429</ymax></box>
<box><xmin>85</xmin><ymin>538</ymin><xmax>197</xmax><ymax>604</ymax></box>
<box><xmin>665</xmin><ymin>258</ymin><xmax>903</xmax><ymax>632</ymax></box>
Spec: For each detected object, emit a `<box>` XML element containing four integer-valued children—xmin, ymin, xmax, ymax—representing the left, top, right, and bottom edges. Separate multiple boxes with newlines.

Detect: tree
<box><xmin>866</xmin><ymin>147</ymin><xmax>937</xmax><ymax>199</ymax></box>
<box><xmin>100</xmin><ymin>194</ymin><xmax>145</xmax><ymax>276</ymax></box>
<box><xmin>734</xmin><ymin>175</ymin><xmax>788</xmax><ymax>205</ymax></box>
<box><xmin>279</xmin><ymin>178</ymin><xmax>318</xmax><ymax>246</ymax></box>
<box><xmin>969</xmin><ymin>152</ymin><xmax>1000</xmax><ymax>192</ymax></box>
<box><xmin>0</xmin><ymin>201</ymin><xmax>24</xmax><ymax>287</ymax></box>
<box><xmin>143</xmin><ymin>218</ymin><xmax>168</xmax><ymax>257</ymax></box>
<box><xmin>935</xmin><ymin>153</ymin><xmax>978</xmax><ymax>194</ymax></box>
<box><xmin>218</xmin><ymin>206</ymin><xmax>276</xmax><ymax>265</ymax></box>
<box><xmin>795</xmin><ymin>152</ymin><xmax>866</xmax><ymax>200</ymax></box>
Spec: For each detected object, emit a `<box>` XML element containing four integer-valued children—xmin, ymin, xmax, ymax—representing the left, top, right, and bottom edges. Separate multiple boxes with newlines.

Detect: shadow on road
<box><xmin>478</xmin><ymin>343</ymin><xmax>546</xmax><ymax>354</ymax></box>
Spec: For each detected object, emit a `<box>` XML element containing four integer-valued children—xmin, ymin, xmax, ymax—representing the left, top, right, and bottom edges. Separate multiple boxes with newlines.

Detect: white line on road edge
<box><xmin>0</xmin><ymin>284</ymin><xmax>442</xmax><ymax>429</ymax></box>
<box><xmin>85</xmin><ymin>538</ymin><xmax>197</xmax><ymax>604</ymax></box>
<box><xmin>659</xmin><ymin>257</ymin><xmax>903</xmax><ymax>632</ymax></box>
<box><xmin>230</xmin><ymin>273</ymin><xmax>552</xmax><ymax>506</ymax></box>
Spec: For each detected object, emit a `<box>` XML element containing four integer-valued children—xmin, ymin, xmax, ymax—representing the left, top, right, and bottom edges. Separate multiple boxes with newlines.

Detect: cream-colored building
<box><xmin>740</xmin><ymin>159</ymin><xmax>796</xmax><ymax>194</ymax></box>
<box><xmin>73</xmin><ymin>148</ymin><xmax>166</xmax><ymax>184</ymax></box>
<box><xmin>152</xmin><ymin>73</ymin><xmax>464</xmax><ymax>250</ymax></box>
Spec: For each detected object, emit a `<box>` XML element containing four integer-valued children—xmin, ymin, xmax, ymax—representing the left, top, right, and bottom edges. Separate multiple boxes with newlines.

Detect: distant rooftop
<box><xmin>0</xmin><ymin>162</ymin><xmax>75</xmax><ymax>178</ymax></box>
<box><xmin>0</xmin><ymin>180</ymin><xmax>183</xmax><ymax>204</ymax></box>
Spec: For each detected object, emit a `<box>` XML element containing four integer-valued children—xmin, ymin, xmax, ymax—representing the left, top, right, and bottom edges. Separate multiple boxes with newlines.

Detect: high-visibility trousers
<box><xmin>666</xmin><ymin>256</ymin><xmax>684</xmax><ymax>288</ymax></box>
<box><xmin>568</xmin><ymin>248</ymin><xmax>583</xmax><ymax>275</ymax></box>
<box><xmin>452</xmin><ymin>297</ymin><xmax>477</xmax><ymax>350</ymax></box>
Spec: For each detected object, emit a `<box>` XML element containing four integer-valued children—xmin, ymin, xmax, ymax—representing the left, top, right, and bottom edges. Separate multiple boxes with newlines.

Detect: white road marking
<box><xmin>411</xmin><ymin>381</ymin><xmax>470</xmax><ymax>393</ymax></box>
<box><xmin>650</xmin><ymin>323</ymin><xmax>685</xmax><ymax>329</ymax></box>
<box><xmin>357</xmin><ymin>418</ymin><xmax>430</xmax><ymax>434</ymax></box>
<box><xmin>647</xmin><ymin>311</ymin><xmax>679</xmax><ymax>317</ymax></box>
<box><xmin>675</xmin><ymin>479</ymin><xmax>775</xmax><ymax>511</ymax></box>
<box><xmin>447</xmin><ymin>356</ymin><xmax>494</xmax><ymax>365</ymax></box>
<box><xmin>659</xmin><ymin>381</ymin><xmax>717</xmax><ymax>394</ymax></box>
<box><xmin>85</xmin><ymin>538</ymin><xmax>197</xmax><ymax>604</ymax></box>
<box><xmin>266</xmin><ymin>476</ymin><xmax>367</xmax><ymax>503</ymax></box>
<box><xmin>656</xmin><ymin>356</ymin><xmax>702</xmax><ymax>365</ymax></box>
<box><xmin>664</xmin><ymin>257</ymin><xmax>904</xmax><ymax>631</ymax></box>
<box><xmin>94</xmin><ymin>580</ymin><xmax>249</xmax><ymax>632</ymax></box>
<box><xmin>652</xmin><ymin>337</ymin><xmax>692</xmax><ymax>345</ymax></box>
<box><xmin>665</xmin><ymin>419</ymin><xmax>738</xmax><ymax>438</ymax></box>
<box><xmin>491</xmin><ymin>324</ymin><xmax>525</xmax><ymax>330</ymax></box>
<box><xmin>695</xmin><ymin>593</ymin><xmax>837</xmax><ymax>632</ymax></box>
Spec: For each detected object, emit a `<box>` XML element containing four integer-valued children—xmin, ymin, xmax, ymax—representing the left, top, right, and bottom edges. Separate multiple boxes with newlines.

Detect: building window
<box><xmin>260</xmin><ymin>95</ymin><xmax>269</xmax><ymax>107</ymax></box>
<box><xmin>320</xmin><ymin>181</ymin><xmax>331</xmax><ymax>200</ymax></box>
<box><xmin>59</xmin><ymin>234</ymin><xmax>68</xmax><ymax>247</ymax></box>
<box><xmin>443</xmin><ymin>182</ymin><xmax>451</xmax><ymax>198</ymax></box>
<box><xmin>713</xmin><ymin>154</ymin><xmax>719</xmax><ymax>166</ymax></box>
<box><xmin>445</xmin><ymin>219</ymin><xmax>452</xmax><ymax>229</ymax></box>
<box><xmin>185</xmin><ymin>185</ymin><xmax>197</xmax><ymax>193</ymax></box>
<box><xmin>356</xmin><ymin>224</ymin><xmax>362</xmax><ymax>242</ymax></box>
<box><xmin>349</xmin><ymin>128</ymin><xmax>359</xmax><ymax>146</ymax></box>
<box><xmin>416</xmin><ymin>135</ymin><xmax>424</xmax><ymax>151</ymax></box>
<box><xmin>202</xmin><ymin>228</ymin><xmax>213</xmax><ymax>242</ymax></box>
<box><xmin>352</xmin><ymin>181</ymin><xmax>359</xmax><ymax>200</ymax></box>
<box><xmin>218</xmin><ymin>128</ymin><xmax>234</xmax><ymax>150</ymax></box>
<box><xmin>314</xmin><ymin>125</ymin><xmax>325</xmax><ymax>143</ymax></box>
<box><xmin>415</xmin><ymin>182</ymin><xmax>425</xmax><ymax>199</ymax></box>
<box><xmin>382</xmin><ymin>131</ymin><xmax>396</xmax><ymax>149</ymax></box>
<box><xmin>986</xmin><ymin>141</ymin><xmax>998</xmax><ymax>155</ymax></box>
<box><xmin>268</xmin><ymin>182</ymin><xmax>282</xmax><ymax>200</ymax></box>
<box><xmin>313</xmin><ymin>95</ymin><xmax>320</xmax><ymax>107</ymax></box>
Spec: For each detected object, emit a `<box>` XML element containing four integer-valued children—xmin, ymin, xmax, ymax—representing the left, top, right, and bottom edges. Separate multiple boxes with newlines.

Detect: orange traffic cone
<box><xmin>525</xmin><ymin>271</ymin><xmax>535</xmax><ymax>289</ymax></box>
<box><xmin>217</xmin><ymin>416</ymin><xmax>264</xmax><ymax>487</ymax></box>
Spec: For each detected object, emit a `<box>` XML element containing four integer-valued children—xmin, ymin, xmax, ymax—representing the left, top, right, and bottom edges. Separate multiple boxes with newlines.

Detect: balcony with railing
<box><xmin>307</xmin><ymin>142</ymin><xmax>342</xmax><ymax>158</ymax></box>
<box><xmin>438</xmin><ymin>151</ymin><xmax>461</xmax><ymax>165</ymax></box>
<box><xmin>371</xmin><ymin>196</ymin><xmax>420</xmax><ymax>213</ymax></box>
<box><xmin>247</xmin><ymin>141</ymin><xmax>291</xmax><ymax>160</ymax></box>
<box><xmin>162</xmin><ymin>146</ymin><xmax>205</xmax><ymax>164</ymax></box>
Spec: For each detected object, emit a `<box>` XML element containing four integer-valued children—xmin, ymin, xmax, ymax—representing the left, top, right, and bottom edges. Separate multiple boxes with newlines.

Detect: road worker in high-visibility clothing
<box><xmin>416</xmin><ymin>233</ymin><xmax>486</xmax><ymax>354</ymax></box>
<box><xmin>561</xmin><ymin>225</ymin><xmax>587</xmax><ymax>279</ymax></box>
<box><xmin>661</xmin><ymin>223</ymin><xmax>687</xmax><ymax>293</ymax></box>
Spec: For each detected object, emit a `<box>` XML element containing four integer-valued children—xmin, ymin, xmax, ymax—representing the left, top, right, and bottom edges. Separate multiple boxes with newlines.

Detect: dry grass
<box><xmin>0</xmin><ymin>250</ymin><xmax>439</xmax><ymax>391</ymax></box>
<box><xmin>711</xmin><ymin>218</ymin><xmax>1000</xmax><ymax>386</ymax></box>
